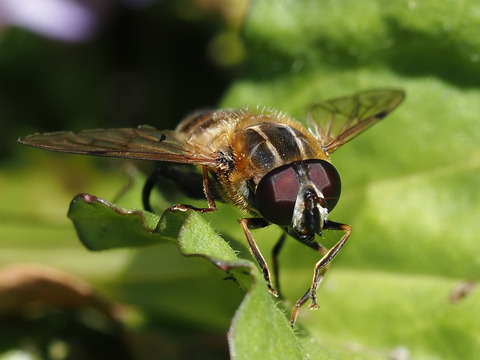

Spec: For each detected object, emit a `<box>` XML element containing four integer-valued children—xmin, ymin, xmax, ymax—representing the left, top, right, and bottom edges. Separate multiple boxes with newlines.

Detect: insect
<box><xmin>19</xmin><ymin>89</ymin><xmax>405</xmax><ymax>325</ymax></box>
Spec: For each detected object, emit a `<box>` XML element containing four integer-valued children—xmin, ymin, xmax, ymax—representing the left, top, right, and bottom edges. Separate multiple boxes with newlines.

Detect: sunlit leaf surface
<box><xmin>68</xmin><ymin>194</ymin><xmax>303</xmax><ymax>359</ymax></box>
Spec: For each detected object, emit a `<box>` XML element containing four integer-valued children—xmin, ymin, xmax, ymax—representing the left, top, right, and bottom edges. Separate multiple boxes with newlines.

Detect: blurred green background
<box><xmin>1</xmin><ymin>1</ymin><xmax>247</xmax><ymax>359</ymax></box>
<box><xmin>1</xmin><ymin>0</ymin><xmax>480</xmax><ymax>359</ymax></box>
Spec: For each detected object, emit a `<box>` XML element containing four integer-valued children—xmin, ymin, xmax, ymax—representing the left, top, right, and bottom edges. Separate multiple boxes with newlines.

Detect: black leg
<box><xmin>142</xmin><ymin>167</ymin><xmax>163</xmax><ymax>212</ymax></box>
<box><xmin>271</xmin><ymin>233</ymin><xmax>287</xmax><ymax>298</ymax></box>
<box><xmin>143</xmin><ymin>165</ymin><xmax>217</xmax><ymax>213</ymax></box>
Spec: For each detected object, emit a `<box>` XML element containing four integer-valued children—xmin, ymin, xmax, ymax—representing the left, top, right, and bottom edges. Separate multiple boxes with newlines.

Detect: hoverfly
<box><xmin>19</xmin><ymin>89</ymin><xmax>405</xmax><ymax>325</ymax></box>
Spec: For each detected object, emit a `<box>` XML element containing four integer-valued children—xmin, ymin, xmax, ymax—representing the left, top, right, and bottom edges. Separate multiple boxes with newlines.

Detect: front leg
<box><xmin>238</xmin><ymin>217</ymin><xmax>279</xmax><ymax>297</ymax></box>
<box><xmin>290</xmin><ymin>220</ymin><xmax>352</xmax><ymax>325</ymax></box>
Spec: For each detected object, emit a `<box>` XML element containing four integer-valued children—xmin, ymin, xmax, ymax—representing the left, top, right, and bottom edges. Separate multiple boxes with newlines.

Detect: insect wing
<box><xmin>19</xmin><ymin>125</ymin><xmax>220</xmax><ymax>167</ymax></box>
<box><xmin>307</xmin><ymin>89</ymin><xmax>405</xmax><ymax>154</ymax></box>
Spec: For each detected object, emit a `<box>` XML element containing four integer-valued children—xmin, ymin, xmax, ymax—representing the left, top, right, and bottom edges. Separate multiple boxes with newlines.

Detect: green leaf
<box><xmin>68</xmin><ymin>193</ymin><xmax>303</xmax><ymax>359</ymax></box>
<box><xmin>68</xmin><ymin>194</ymin><xmax>164</xmax><ymax>250</ymax></box>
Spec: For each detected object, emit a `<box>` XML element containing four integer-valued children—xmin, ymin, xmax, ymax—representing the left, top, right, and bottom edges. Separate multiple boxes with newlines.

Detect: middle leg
<box><xmin>271</xmin><ymin>232</ymin><xmax>287</xmax><ymax>298</ymax></box>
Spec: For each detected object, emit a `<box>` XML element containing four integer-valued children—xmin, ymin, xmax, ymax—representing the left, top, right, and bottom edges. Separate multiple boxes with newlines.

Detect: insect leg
<box><xmin>309</xmin><ymin>221</ymin><xmax>351</xmax><ymax>307</ymax></box>
<box><xmin>110</xmin><ymin>163</ymin><xmax>138</xmax><ymax>204</ymax></box>
<box><xmin>170</xmin><ymin>166</ymin><xmax>217</xmax><ymax>213</ymax></box>
<box><xmin>288</xmin><ymin>241</ymin><xmax>328</xmax><ymax>325</ymax></box>
<box><xmin>239</xmin><ymin>218</ymin><xmax>279</xmax><ymax>297</ymax></box>
<box><xmin>142</xmin><ymin>165</ymin><xmax>207</xmax><ymax>212</ymax></box>
<box><xmin>289</xmin><ymin>221</ymin><xmax>352</xmax><ymax>325</ymax></box>
<box><xmin>271</xmin><ymin>232</ymin><xmax>287</xmax><ymax>298</ymax></box>
<box><xmin>142</xmin><ymin>168</ymin><xmax>163</xmax><ymax>212</ymax></box>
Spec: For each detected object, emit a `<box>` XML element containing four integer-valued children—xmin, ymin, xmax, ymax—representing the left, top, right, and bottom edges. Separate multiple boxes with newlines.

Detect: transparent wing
<box><xmin>306</xmin><ymin>89</ymin><xmax>405</xmax><ymax>154</ymax></box>
<box><xmin>19</xmin><ymin>125</ymin><xmax>220</xmax><ymax>167</ymax></box>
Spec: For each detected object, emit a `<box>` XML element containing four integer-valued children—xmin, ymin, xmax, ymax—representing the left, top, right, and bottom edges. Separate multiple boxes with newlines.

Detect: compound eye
<box><xmin>255</xmin><ymin>164</ymin><xmax>299</xmax><ymax>226</ymax></box>
<box><xmin>305</xmin><ymin>159</ymin><xmax>341</xmax><ymax>211</ymax></box>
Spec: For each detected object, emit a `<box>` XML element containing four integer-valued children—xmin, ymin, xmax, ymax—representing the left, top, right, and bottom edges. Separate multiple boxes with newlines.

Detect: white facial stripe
<box><xmin>292</xmin><ymin>183</ymin><xmax>329</xmax><ymax>236</ymax></box>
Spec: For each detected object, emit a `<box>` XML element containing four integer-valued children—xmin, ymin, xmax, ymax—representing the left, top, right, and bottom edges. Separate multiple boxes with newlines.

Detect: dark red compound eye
<box><xmin>256</xmin><ymin>164</ymin><xmax>298</xmax><ymax>225</ymax></box>
<box><xmin>255</xmin><ymin>160</ymin><xmax>341</xmax><ymax>226</ymax></box>
<box><xmin>305</xmin><ymin>159</ymin><xmax>341</xmax><ymax>212</ymax></box>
